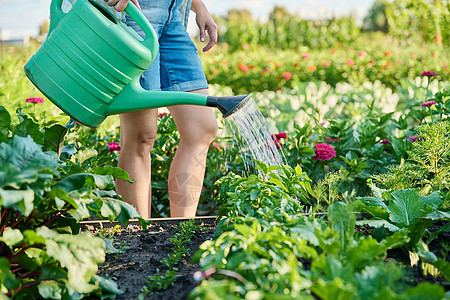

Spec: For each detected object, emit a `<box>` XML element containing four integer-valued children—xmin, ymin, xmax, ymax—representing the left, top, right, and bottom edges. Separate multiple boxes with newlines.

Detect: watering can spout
<box><xmin>206</xmin><ymin>94</ymin><xmax>252</xmax><ymax>118</ymax></box>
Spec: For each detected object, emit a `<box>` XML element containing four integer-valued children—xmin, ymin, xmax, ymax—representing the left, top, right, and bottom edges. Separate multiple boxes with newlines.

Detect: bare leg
<box><xmin>168</xmin><ymin>89</ymin><xmax>218</xmax><ymax>218</ymax></box>
<box><xmin>116</xmin><ymin>109</ymin><xmax>158</xmax><ymax>219</ymax></box>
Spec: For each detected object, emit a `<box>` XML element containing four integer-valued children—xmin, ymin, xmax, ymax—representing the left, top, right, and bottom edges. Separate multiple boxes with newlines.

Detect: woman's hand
<box><xmin>107</xmin><ymin>0</ymin><xmax>141</xmax><ymax>12</ymax></box>
<box><xmin>191</xmin><ymin>0</ymin><xmax>218</xmax><ymax>52</ymax></box>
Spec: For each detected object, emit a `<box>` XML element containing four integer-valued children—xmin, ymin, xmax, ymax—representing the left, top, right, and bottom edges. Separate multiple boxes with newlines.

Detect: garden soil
<box><xmin>83</xmin><ymin>218</ymin><xmax>216</xmax><ymax>300</ymax></box>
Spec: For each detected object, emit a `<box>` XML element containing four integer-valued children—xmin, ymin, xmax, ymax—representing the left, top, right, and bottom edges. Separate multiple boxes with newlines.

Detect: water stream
<box><xmin>225</xmin><ymin>97</ymin><xmax>287</xmax><ymax>175</ymax></box>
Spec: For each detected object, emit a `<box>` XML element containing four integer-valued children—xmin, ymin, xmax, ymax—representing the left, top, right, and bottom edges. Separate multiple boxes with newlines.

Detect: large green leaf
<box><xmin>36</xmin><ymin>226</ymin><xmax>105</xmax><ymax>294</ymax></box>
<box><xmin>0</xmin><ymin>106</ymin><xmax>11</xmax><ymax>143</ymax></box>
<box><xmin>54</xmin><ymin>173</ymin><xmax>115</xmax><ymax>192</ymax></box>
<box><xmin>0</xmin><ymin>257</ymin><xmax>20</xmax><ymax>290</ymax></box>
<box><xmin>0</xmin><ymin>136</ymin><xmax>58</xmax><ymax>189</ymax></box>
<box><xmin>328</xmin><ymin>202</ymin><xmax>356</xmax><ymax>251</ymax></box>
<box><xmin>0</xmin><ymin>188</ymin><xmax>34</xmax><ymax>216</ymax></box>
<box><xmin>14</xmin><ymin>110</ymin><xmax>44</xmax><ymax>145</ymax></box>
<box><xmin>387</xmin><ymin>189</ymin><xmax>426</xmax><ymax>227</ymax></box>
<box><xmin>419</xmin><ymin>191</ymin><xmax>443</xmax><ymax>210</ymax></box>
<box><xmin>0</xmin><ymin>227</ymin><xmax>23</xmax><ymax>248</ymax></box>
<box><xmin>405</xmin><ymin>282</ymin><xmax>446</xmax><ymax>300</ymax></box>
<box><xmin>91</xmin><ymin>165</ymin><xmax>133</xmax><ymax>183</ymax></box>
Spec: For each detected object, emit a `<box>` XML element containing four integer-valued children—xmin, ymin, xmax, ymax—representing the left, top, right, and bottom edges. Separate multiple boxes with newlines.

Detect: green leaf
<box><xmin>98</xmin><ymin>198</ymin><xmax>143</xmax><ymax>225</ymax></box>
<box><xmin>91</xmin><ymin>274</ymin><xmax>125</xmax><ymax>296</ymax></box>
<box><xmin>0</xmin><ymin>135</ymin><xmax>58</xmax><ymax>188</ymax></box>
<box><xmin>43</xmin><ymin>124</ymin><xmax>68</xmax><ymax>153</ymax></box>
<box><xmin>0</xmin><ymin>227</ymin><xmax>24</xmax><ymax>247</ymax></box>
<box><xmin>54</xmin><ymin>173</ymin><xmax>114</xmax><ymax>192</ymax></box>
<box><xmin>419</xmin><ymin>191</ymin><xmax>443</xmax><ymax>210</ymax></box>
<box><xmin>387</xmin><ymin>189</ymin><xmax>425</xmax><ymax>227</ymax></box>
<box><xmin>37</xmin><ymin>226</ymin><xmax>105</xmax><ymax>294</ymax></box>
<box><xmin>423</xmin><ymin>210</ymin><xmax>450</xmax><ymax>220</ymax></box>
<box><xmin>91</xmin><ymin>165</ymin><xmax>133</xmax><ymax>183</ymax></box>
<box><xmin>0</xmin><ymin>106</ymin><xmax>11</xmax><ymax>143</ymax></box>
<box><xmin>328</xmin><ymin>202</ymin><xmax>356</xmax><ymax>251</ymax></box>
<box><xmin>355</xmin><ymin>219</ymin><xmax>400</xmax><ymax>232</ymax></box>
<box><xmin>14</xmin><ymin>109</ymin><xmax>44</xmax><ymax>145</ymax></box>
<box><xmin>0</xmin><ymin>188</ymin><xmax>34</xmax><ymax>216</ymax></box>
<box><xmin>0</xmin><ymin>257</ymin><xmax>20</xmax><ymax>290</ymax></box>
<box><xmin>405</xmin><ymin>282</ymin><xmax>445</xmax><ymax>300</ymax></box>
<box><xmin>38</xmin><ymin>280</ymin><xmax>64</xmax><ymax>299</ymax></box>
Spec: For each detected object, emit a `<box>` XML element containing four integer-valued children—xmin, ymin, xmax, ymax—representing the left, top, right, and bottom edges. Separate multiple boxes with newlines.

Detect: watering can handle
<box><xmin>124</xmin><ymin>2</ymin><xmax>159</xmax><ymax>62</ymax></box>
<box><xmin>48</xmin><ymin>0</ymin><xmax>158</xmax><ymax>60</ymax></box>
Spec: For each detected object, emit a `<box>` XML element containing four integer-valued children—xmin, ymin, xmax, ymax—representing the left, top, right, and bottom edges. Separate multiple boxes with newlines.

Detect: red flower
<box><xmin>238</xmin><ymin>63</ymin><xmax>248</xmax><ymax>72</ymax></box>
<box><xmin>384</xmin><ymin>50</ymin><xmax>393</xmax><ymax>57</ymax></box>
<box><xmin>421</xmin><ymin>71</ymin><xmax>438</xmax><ymax>77</ymax></box>
<box><xmin>312</xmin><ymin>143</ymin><xmax>336</xmax><ymax>161</ymax></box>
<box><xmin>326</xmin><ymin>137</ymin><xmax>339</xmax><ymax>142</ymax></box>
<box><xmin>158</xmin><ymin>112</ymin><xmax>168</xmax><ymax>118</ymax></box>
<box><xmin>271</xmin><ymin>132</ymin><xmax>287</xmax><ymax>140</ymax></box>
<box><xmin>282</xmin><ymin>72</ymin><xmax>292</xmax><ymax>80</ymax></box>
<box><xmin>346</xmin><ymin>59</ymin><xmax>355</xmax><ymax>66</ymax></box>
<box><xmin>26</xmin><ymin>97</ymin><xmax>44</xmax><ymax>103</ymax></box>
<box><xmin>421</xmin><ymin>100</ymin><xmax>437</xmax><ymax>107</ymax></box>
<box><xmin>380</xmin><ymin>139</ymin><xmax>390</xmax><ymax>144</ymax></box>
<box><xmin>107</xmin><ymin>142</ymin><xmax>121</xmax><ymax>153</ymax></box>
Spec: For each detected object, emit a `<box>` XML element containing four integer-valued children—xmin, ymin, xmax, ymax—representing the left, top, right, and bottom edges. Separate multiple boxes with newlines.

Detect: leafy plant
<box><xmin>0</xmin><ymin>110</ymin><xmax>148</xmax><ymax>298</ymax></box>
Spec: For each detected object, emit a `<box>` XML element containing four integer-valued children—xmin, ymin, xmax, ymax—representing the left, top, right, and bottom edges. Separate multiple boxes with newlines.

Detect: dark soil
<box><xmin>82</xmin><ymin>218</ymin><xmax>216</xmax><ymax>300</ymax></box>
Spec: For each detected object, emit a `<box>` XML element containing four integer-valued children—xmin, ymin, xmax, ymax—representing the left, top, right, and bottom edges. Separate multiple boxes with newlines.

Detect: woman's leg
<box><xmin>167</xmin><ymin>89</ymin><xmax>218</xmax><ymax>218</ymax></box>
<box><xmin>116</xmin><ymin>108</ymin><xmax>158</xmax><ymax>219</ymax></box>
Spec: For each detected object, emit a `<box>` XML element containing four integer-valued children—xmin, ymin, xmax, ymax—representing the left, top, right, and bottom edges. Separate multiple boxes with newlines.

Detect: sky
<box><xmin>0</xmin><ymin>0</ymin><xmax>375</xmax><ymax>39</ymax></box>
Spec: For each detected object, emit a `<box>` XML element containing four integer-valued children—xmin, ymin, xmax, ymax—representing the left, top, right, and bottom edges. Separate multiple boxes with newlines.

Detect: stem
<box><xmin>23</xmin><ymin>209</ymin><xmax>37</xmax><ymax>227</ymax></box>
<box><xmin>6</xmin><ymin>276</ymin><xmax>66</xmax><ymax>297</ymax></box>
<box><xmin>41</xmin><ymin>207</ymin><xmax>72</xmax><ymax>227</ymax></box>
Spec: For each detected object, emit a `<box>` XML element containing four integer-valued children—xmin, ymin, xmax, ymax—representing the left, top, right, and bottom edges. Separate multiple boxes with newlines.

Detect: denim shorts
<box><xmin>125</xmin><ymin>0</ymin><xmax>208</xmax><ymax>92</ymax></box>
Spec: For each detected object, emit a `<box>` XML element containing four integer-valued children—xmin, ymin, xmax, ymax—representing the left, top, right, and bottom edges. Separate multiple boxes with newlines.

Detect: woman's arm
<box><xmin>191</xmin><ymin>0</ymin><xmax>218</xmax><ymax>52</ymax></box>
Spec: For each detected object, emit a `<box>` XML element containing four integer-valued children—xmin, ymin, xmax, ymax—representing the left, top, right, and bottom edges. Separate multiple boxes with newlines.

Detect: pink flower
<box><xmin>238</xmin><ymin>63</ymin><xmax>248</xmax><ymax>72</ymax></box>
<box><xmin>326</xmin><ymin>137</ymin><xmax>339</xmax><ymax>142</ymax></box>
<box><xmin>312</xmin><ymin>143</ymin><xmax>336</xmax><ymax>161</ymax></box>
<box><xmin>347</xmin><ymin>59</ymin><xmax>355</xmax><ymax>66</ymax></box>
<box><xmin>302</xmin><ymin>53</ymin><xmax>310</xmax><ymax>59</ymax></box>
<box><xmin>408</xmin><ymin>136</ymin><xmax>418</xmax><ymax>142</ymax></box>
<box><xmin>421</xmin><ymin>101</ymin><xmax>437</xmax><ymax>107</ymax></box>
<box><xmin>26</xmin><ymin>97</ymin><xmax>44</xmax><ymax>103</ymax></box>
<box><xmin>211</xmin><ymin>142</ymin><xmax>221</xmax><ymax>149</ymax></box>
<box><xmin>282</xmin><ymin>72</ymin><xmax>292</xmax><ymax>80</ymax></box>
<box><xmin>421</xmin><ymin>71</ymin><xmax>438</xmax><ymax>77</ymax></box>
<box><xmin>380</xmin><ymin>139</ymin><xmax>390</xmax><ymax>144</ymax></box>
<box><xmin>107</xmin><ymin>142</ymin><xmax>121</xmax><ymax>153</ymax></box>
<box><xmin>358</xmin><ymin>51</ymin><xmax>366</xmax><ymax>57</ymax></box>
<box><xmin>322</xmin><ymin>61</ymin><xmax>331</xmax><ymax>67</ymax></box>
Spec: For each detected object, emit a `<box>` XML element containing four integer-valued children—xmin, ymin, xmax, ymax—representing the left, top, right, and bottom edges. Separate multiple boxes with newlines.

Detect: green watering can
<box><xmin>24</xmin><ymin>0</ymin><xmax>250</xmax><ymax>127</ymax></box>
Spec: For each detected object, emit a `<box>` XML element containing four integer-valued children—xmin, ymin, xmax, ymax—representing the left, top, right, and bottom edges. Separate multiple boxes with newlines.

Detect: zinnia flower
<box><xmin>347</xmin><ymin>59</ymin><xmax>355</xmax><ymax>66</ymax></box>
<box><xmin>322</xmin><ymin>61</ymin><xmax>331</xmax><ymax>67</ymax></box>
<box><xmin>107</xmin><ymin>142</ymin><xmax>121</xmax><ymax>153</ymax></box>
<box><xmin>308</xmin><ymin>65</ymin><xmax>317</xmax><ymax>72</ymax></box>
<box><xmin>282</xmin><ymin>72</ymin><xmax>292</xmax><ymax>80</ymax></box>
<box><xmin>421</xmin><ymin>100</ymin><xmax>437</xmax><ymax>107</ymax></box>
<box><xmin>312</xmin><ymin>143</ymin><xmax>336</xmax><ymax>161</ymax></box>
<box><xmin>238</xmin><ymin>63</ymin><xmax>248</xmax><ymax>72</ymax></box>
<box><xmin>408</xmin><ymin>136</ymin><xmax>418</xmax><ymax>142</ymax></box>
<box><xmin>158</xmin><ymin>112</ymin><xmax>168</xmax><ymax>118</ymax></box>
<box><xmin>211</xmin><ymin>142</ymin><xmax>221</xmax><ymax>149</ymax></box>
<box><xmin>271</xmin><ymin>132</ymin><xmax>287</xmax><ymax>140</ymax></box>
<box><xmin>421</xmin><ymin>71</ymin><xmax>438</xmax><ymax>77</ymax></box>
<box><xmin>26</xmin><ymin>97</ymin><xmax>44</xmax><ymax>103</ymax></box>
<box><xmin>302</xmin><ymin>53</ymin><xmax>310</xmax><ymax>59</ymax></box>
<box><xmin>380</xmin><ymin>139</ymin><xmax>390</xmax><ymax>144</ymax></box>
